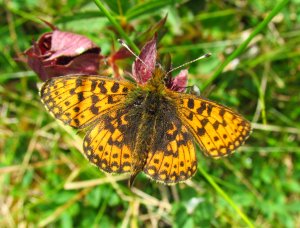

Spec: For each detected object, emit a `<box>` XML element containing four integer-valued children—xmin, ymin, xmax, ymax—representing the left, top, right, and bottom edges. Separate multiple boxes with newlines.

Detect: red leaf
<box><xmin>132</xmin><ymin>36</ymin><xmax>157</xmax><ymax>84</ymax></box>
<box><xmin>169</xmin><ymin>69</ymin><xmax>188</xmax><ymax>92</ymax></box>
<box><xmin>44</xmin><ymin>53</ymin><xmax>100</xmax><ymax>79</ymax></box>
<box><xmin>24</xmin><ymin>29</ymin><xmax>101</xmax><ymax>81</ymax></box>
<box><xmin>47</xmin><ymin>30</ymin><xmax>100</xmax><ymax>60</ymax></box>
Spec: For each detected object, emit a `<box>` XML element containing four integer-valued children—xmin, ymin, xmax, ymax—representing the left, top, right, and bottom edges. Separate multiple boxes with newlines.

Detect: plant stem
<box><xmin>93</xmin><ymin>0</ymin><xmax>140</xmax><ymax>53</ymax></box>
<box><xmin>198</xmin><ymin>165</ymin><xmax>255</xmax><ymax>227</ymax></box>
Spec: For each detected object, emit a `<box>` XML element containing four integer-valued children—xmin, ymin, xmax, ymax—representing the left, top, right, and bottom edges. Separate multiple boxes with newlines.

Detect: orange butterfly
<box><xmin>40</xmin><ymin>37</ymin><xmax>251</xmax><ymax>186</ymax></box>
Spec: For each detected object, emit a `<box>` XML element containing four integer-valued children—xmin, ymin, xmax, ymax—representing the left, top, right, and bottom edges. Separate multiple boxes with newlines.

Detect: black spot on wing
<box><xmin>197</xmin><ymin>102</ymin><xmax>206</xmax><ymax>115</ymax></box>
<box><xmin>98</xmin><ymin>81</ymin><xmax>107</xmax><ymax>94</ymax></box>
<box><xmin>187</xmin><ymin>99</ymin><xmax>194</xmax><ymax>109</ymax></box>
<box><xmin>111</xmin><ymin>83</ymin><xmax>120</xmax><ymax>93</ymax></box>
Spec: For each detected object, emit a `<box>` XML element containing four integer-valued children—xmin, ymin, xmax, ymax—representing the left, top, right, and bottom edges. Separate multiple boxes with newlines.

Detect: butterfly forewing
<box><xmin>40</xmin><ymin>75</ymin><xmax>134</xmax><ymax>128</ymax></box>
<box><xmin>170</xmin><ymin>92</ymin><xmax>251</xmax><ymax>157</ymax></box>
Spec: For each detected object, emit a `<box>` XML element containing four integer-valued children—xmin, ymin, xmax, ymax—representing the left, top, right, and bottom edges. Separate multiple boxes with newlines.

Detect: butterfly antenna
<box><xmin>117</xmin><ymin>39</ymin><xmax>150</xmax><ymax>69</ymax></box>
<box><xmin>166</xmin><ymin>53</ymin><xmax>211</xmax><ymax>75</ymax></box>
<box><xmin>118</xmin><ymin>39</ymin><xmax>152</xmax><ymax>82</ymax></box>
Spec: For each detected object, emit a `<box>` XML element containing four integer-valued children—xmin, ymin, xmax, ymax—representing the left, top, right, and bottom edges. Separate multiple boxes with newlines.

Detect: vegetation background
<box><xmin>1</xmin><ymin>0</ymin><xmax>299</xmax><ymax>227</ymax></box>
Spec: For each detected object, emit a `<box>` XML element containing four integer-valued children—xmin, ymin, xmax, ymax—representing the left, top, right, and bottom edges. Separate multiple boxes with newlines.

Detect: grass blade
<box><xmin>93</xmin><ymin>0</ymin><xmax>140</xmax><ymax>53</ymax></box>
<box><xmin>198</xmin><ymin>165</ymin><xmax>255</xmax><ymax>227</ymax></box>
<box><xmin>125</xmin><ymin>0</ymin><xmax>181</xmax><ymax>21</ymax></box>
<box><xmin>201</xmin><ymin>0</ymin><xmax>289</xmax><ymax>90</ymax></box>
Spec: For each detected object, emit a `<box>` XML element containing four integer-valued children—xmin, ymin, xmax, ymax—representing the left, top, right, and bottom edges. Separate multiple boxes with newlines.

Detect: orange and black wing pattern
<box><xmin>144</xmin><ymin>118</ymin><xmax>197</xmax><ymax>184</ymax></box>
<box><xmin>170</xmin><ymin>92</ymin><xmax>251</xmax><ymax>158</ymax></box>
<box><xmin>83</xmin><ymin>109</ymin><xmax>132</xmax><ymax>174</ymax></box>
<box><xmin>40</xmin><ymin>75</ymin><xmax>134</xmax><ymax>128</ymax></box>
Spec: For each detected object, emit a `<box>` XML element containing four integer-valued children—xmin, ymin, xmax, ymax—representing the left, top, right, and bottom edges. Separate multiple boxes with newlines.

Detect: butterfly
<box><xmin>40</xmin><ymin>37</ymin><xmax>251</xmax><ymax>186</ymax></box>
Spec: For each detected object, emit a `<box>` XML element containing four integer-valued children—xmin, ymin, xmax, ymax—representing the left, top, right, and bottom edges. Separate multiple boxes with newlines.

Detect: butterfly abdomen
<box><xmin>125</xmin><ymin>91</ymin><xmax>163</xmax><ymax>185</ymax></box>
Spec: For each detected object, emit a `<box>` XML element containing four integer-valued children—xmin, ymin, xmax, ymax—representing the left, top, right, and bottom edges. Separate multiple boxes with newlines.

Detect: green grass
<box><xmin>1</xmin><ymin>0</ymin><xmax>300</xmax><ymax>227</ymax></box>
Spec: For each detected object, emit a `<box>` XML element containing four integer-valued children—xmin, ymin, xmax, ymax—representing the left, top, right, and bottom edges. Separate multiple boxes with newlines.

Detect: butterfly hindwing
<box><xmin>170</xmin><ymin>92</ymin><xmax>251</xmax><ymax>158</ymax></box>
<box><xmin>144</xmin><ymin>117</ymin><xmax>197</xmax><ymax>184</ymax></box>
<box><xmin>83</xmin><ymin>109</ymin><xmax>132</xmax><ymax>174</ymax></box>
<box><xmin>40</xmin><ymin>75</ymin><xmax>134</xmax><ymax>128</ymax></box>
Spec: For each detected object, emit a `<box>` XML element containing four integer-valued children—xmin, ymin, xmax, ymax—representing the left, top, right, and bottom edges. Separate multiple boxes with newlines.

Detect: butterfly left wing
<box><xmin>170</xmin><ymin>92</ymin><xmax>251</xmax><ymax>158</ymax></box>
<box><xmin>40</xmin><ymin>75</ymin><xmax>134</xmax><ymax>129</ymax></box>
<box><xmin>83</xmin><ymin>109</ymin><xmax>132</xmax><ymax>174</ymax></box>
<box><xmin>143</xmin><ymin>118</ymin><xmax>197</xmax><ymax>184</ymax></box>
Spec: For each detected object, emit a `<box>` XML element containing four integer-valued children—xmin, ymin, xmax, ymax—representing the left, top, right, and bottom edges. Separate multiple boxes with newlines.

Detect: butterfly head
<box><xmin>120</xmin><ymin>36</ymin><xmax>209</xmax><ymax>93</ymax></box>
<box><xmin>143</xmin><ymin>63</ymin><xmax>166</xmax><ymax>90</ymax></box>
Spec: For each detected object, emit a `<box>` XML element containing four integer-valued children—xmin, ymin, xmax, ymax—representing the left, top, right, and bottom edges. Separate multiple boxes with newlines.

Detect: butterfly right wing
<box><xmin>40</xmin><ymin>75</ymin><xmax>134</xmax><ymax>129</ymax></box>
<box><xmin>143</xmin><ymin>119</ymin><xmax>197</xmax><ymax>184</ymax></box>
<box><xmin>170</xmin><ymin>92</ymin><xmax>251</xmax><ymax>158</ymax></box>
